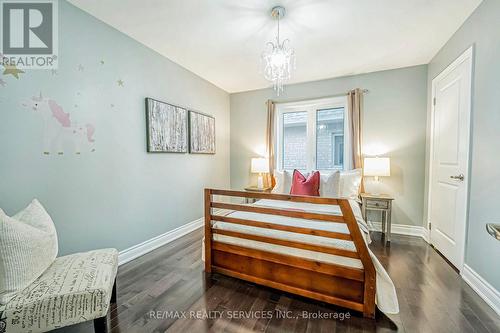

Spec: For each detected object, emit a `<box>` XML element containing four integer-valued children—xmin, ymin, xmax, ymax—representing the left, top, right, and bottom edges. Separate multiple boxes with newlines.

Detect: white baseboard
<box><xmin>461</xmin><ymin>264</ymin><xmax>500</xmax><ymax>316</ymax></box>
<box><xmin>369</xmin><ymin>221</ymin><xmax>429</xmax><ymax>241</ymax></box>
<box><xmin>421</xmin><ymin>228</ymin><xmax>430</xmax><ymax>243</ymax></box>
<box><xmin>118</xmin><ymin>212</ymin><xmax>218</xmax><ymax>265</ymax></box>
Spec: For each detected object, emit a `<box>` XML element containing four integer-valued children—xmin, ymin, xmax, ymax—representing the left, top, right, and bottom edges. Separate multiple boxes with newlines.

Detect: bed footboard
<box><xmin>204</xmin><ymin>189</ymin><xmax>376</xmax><ymax>318</ymax></box>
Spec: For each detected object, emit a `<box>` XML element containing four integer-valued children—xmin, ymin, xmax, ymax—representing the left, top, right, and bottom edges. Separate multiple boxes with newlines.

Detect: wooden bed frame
<box><xmin>204</xmin><ymin>189</ymin><xmax>376</xmax><ymax>318</ymax></box>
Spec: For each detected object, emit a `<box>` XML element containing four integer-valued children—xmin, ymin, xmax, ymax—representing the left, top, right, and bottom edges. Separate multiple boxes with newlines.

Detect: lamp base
<box><xmin>371</xmin><ymin>177</ymin><xmax>381</xmax><ymax>195</ymax></box>
<box><xmin>257</xmin><ymin>174</ymin><xmax>264</xmax><ymax>189</ymax></box>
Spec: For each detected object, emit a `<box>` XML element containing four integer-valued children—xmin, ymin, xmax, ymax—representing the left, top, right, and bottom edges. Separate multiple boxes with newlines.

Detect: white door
<box><xmin>429</xmin><ymin>47</ymin><xmax>473</xmax><ymax>270</ymax></box>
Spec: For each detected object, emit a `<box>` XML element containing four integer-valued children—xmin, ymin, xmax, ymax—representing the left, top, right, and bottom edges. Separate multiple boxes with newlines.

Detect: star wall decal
<box><xmin>2</xmin><ymin>65</ymin><xmax>24</xmax><ymax>79</ymax></box>
<box><xmin>117</xmin><ymin>79</ymin><xmax>124</xmax><ymax>87</ymax></box>
<box><xmin>0</xmin><ymin>79</ymin><xmax>6</xmax><ymax>87</ymax></box>
<box><xmin>77</xmin><ymin>64</ymin><xmax>84</xmax><ymax>71</ymax></box>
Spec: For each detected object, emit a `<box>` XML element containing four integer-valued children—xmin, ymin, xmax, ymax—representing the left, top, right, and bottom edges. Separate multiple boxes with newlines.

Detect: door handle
<box><xmin>450</xmin><ymin>174</ymin><xmax>464</xmax><ymax>181</ymax></box>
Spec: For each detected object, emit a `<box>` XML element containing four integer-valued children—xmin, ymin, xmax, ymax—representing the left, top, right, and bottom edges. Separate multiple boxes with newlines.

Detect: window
<box><xmin>282</xmin><ymin>112</ymin><xmax>308</xmax><ymax>170</ymax></box>
<box><xmin>276</xmin><ymin>96</ymin><xmax>350</xmax><ymax>171</ymax></box>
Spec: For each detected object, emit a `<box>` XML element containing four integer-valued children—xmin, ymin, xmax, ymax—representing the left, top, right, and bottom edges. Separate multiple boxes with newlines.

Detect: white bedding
<box><xmin>206</xmin><ymin>199</ymin><xmax>399</xmax><ymax>314</ymax></box>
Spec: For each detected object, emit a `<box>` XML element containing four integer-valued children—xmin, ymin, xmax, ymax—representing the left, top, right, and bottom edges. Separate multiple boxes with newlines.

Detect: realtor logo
<box><xmin>0</xmin><ymin>0</ymin><xmax>58</xmax><ymax>69</ymax></box>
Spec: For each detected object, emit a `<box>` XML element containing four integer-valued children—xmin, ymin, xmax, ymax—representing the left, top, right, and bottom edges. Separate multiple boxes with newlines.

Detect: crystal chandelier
<box><xmin>261</xmin><ymin>6</ymin><xmax>295</xmax><ymax>96</ymax></box>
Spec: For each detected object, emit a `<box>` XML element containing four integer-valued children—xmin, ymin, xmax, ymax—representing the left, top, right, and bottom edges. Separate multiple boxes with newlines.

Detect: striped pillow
<box><xmin>0</xmin><ymin>200</ymin><xmax>58</xmax><ymax>305</ymax></box>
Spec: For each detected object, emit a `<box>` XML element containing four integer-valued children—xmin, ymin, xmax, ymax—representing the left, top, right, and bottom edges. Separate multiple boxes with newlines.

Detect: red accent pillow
<box><xmin>290</xmin><ymin>170</ymin><xmax>320</xmax><ymax>196</ymax></box>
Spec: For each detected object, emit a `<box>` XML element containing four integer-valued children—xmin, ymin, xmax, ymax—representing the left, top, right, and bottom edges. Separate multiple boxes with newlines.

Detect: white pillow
<box><xmin>0</xmin><ymin>199</ymin><xmax>58</xmax><ymax>304</ymax></box>
<box><xmin>318</xmin><ymin>171</ymin><xmax>340</xmax><ymax>198</ymax></box>
<box><xmin>272</xmin><ymin>170</ymin><xmax>292</xmax><ymax>194</ymax></box>
<box><xmin>338</xmin><ymin>169</ymin><xmax>363</xmax><ymax>199</ymax></box>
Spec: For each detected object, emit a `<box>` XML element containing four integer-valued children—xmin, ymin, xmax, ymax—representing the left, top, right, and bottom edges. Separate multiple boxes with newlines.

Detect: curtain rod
<box><xmin>270</xmin><ymin>89</ymin><xmax>369</xmax><ymax>105</ymax></box>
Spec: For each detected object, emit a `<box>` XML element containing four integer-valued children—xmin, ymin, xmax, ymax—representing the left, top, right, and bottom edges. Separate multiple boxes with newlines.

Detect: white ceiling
<box><xmin>68</xmin><ymin>0</ymin><xmax>482</xmax><ymax>93</ymax></box>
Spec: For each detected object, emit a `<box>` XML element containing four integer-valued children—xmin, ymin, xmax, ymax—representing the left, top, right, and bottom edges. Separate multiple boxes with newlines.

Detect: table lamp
<box><xmin>251</xmin><ymin>157</ymin><xmax>269</xmax><ymax>189</ymax></box>
<box><xmin>363</xmin><ymin>157</ymin><xmax>390</xmax><ymax>194</ymax></box>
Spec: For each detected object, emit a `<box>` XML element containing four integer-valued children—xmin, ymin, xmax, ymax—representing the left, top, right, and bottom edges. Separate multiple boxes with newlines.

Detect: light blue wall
<box><xmin>230</xmin><ymin>65</ymin><xmax>428</xmax><ymax>227</ymax></box>
<box><xmin>426</xmin><ymin>0</ymin><xmax>500</xmax><ymax>290</ymax></box>
<box><xmin>0</xmin><ymin>1</ymin><xmax>230</xmax><ymax>255</ymax></box>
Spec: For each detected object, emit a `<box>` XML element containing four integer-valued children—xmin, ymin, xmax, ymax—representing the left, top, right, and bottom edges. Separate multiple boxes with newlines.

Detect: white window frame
<box><xmin>275</xmin><ymin>96</ymin><xmax>351</xmax><ymax>172</ymax></box>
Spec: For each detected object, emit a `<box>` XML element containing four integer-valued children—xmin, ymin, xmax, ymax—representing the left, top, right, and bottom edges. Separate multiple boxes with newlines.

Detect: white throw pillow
<box><xmin>0</xmin><ymin>199</ymin><xmax>58</xmax><ymax>304</ymax></box>
<box><xmin>318</xmin><ymin>171</ymin><xmax>340</xmax><ymax>198</ymax></box>
<box><xmin>338</xmin><ymin>169</ymin><xmax>363</xmax><ymax>199</ymax></box>
<box><xmin>272</xmin><ymin>170</ymin><xmax>292</xmax><ymax>194</ymax></box>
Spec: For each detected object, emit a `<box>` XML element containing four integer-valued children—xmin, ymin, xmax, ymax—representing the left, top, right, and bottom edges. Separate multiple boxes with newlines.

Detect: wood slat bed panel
<box><xmin>212</xmin><ymin>250</ymin><xmax>365</xmax><ymax>307</ymax></box>
<box><xmin>211</xmin><ymin>202</ymin><xmax>346</xmax><ymax>223</ymax></box>
<box><xmin>212</xmin><ymin>229</ymin><xmax>360</xmax><ymax>259</ymax></box>
<box><xmin>210</xmin><ymin>189</ymin><xmax>340</xmax><ymax>205</ymax></box>
<box><xmin>212</xmin><ymin>241</ymin><xmax>364</xmax><ymax>281</ymax></box>
<box><xmin>211</xmin><ymin>215</ymin><xmax>352</xmax><ymax>240</ymax></box>
<box><xmin>212</xmin><ymin>267</ymin><xmax>364</xmax><ymax>312</ymax></box>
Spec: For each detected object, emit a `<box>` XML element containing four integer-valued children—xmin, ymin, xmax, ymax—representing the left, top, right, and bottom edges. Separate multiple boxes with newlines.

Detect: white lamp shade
<box><xmin>251</xmin><ymin>158</ymin><xmax>269</xmax><ymax>173</ymax></box>
<box><xmin>364</xmin><ymin>157</ymin><xmax>390</xmax><ymax>177</ymax></box>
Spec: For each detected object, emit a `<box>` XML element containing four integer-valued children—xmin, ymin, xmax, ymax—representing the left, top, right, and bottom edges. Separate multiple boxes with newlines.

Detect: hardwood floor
<box><xmin>58</xmin><ymin>229</ymin><xmax>500</xmax><ymax>333</ymax></box>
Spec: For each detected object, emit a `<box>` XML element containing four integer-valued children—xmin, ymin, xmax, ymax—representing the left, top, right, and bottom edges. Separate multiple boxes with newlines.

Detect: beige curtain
<box><xmin>347</xmin><ymin>88</ymin><xmax>364</xmax><ymax>191</ymax></box>
<box><xmin>266</xmin><ymin>100</ymin><xmax>276</xmax><ymax>188</ymax></box>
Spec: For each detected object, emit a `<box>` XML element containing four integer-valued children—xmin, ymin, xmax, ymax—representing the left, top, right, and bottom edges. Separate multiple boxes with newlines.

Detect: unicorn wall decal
<box><xmin>22</xmin><ymin>92</ymin><xmax>96</xmax><ymax>155</ymax></box>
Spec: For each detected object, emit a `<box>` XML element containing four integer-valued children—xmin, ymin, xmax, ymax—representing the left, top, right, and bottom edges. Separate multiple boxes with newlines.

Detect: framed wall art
<box><xmin>189</xmin><ymin>111</ymin><xmax>215</xmax><ymax>154</ymax></box>
<box><xmin>145</xmin><ymin>98</ymin><xmax>187</xmax><ymax>153</ymax></box>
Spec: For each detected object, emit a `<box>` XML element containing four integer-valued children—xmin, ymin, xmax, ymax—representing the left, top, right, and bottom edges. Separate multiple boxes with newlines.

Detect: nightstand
<box><xmin>360</xmin><ymin>193</ymin><xmax>394</xmax><ymax>244</ymax></box>
<box><xmin>244</xmin><ymin>186</ymin><xmax>272</xmax><ymax>204</ymax></box>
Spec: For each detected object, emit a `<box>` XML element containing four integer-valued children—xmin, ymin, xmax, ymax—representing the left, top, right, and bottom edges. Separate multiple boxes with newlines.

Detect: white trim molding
<box><xmin>369</xmin><ymin>221</ymin><xmax>429</xmax><ymax>242</ymax></box>
<box><xmin>275</xmin><ymin>96</ymin><xmax>351</xmax><ymax>172</ymax></box>
<box><xmin>422</xmin><ymin>228</ymin><xmax>430</xmax><ymax>243</ymax></box>
<box><xmin>461</xmin><ymin>264</ymin><xmax>500</xmax><ymax>316</ymax></box>
<box><xmin>118</xmin><ymin>212</ymin><xmax>215</xmax><ymax>265</ymax></box>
